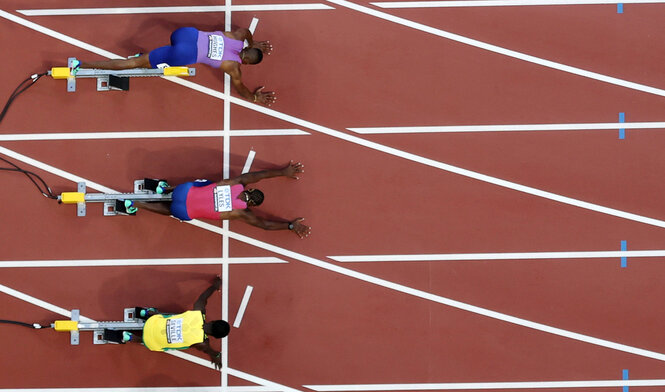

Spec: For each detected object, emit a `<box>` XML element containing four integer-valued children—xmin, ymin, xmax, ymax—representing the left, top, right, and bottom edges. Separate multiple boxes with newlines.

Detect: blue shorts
<box><xmin>149</xmin><ymin>27</ymin><xmax>198</xmax><ymax>68</ymax></box>
<box><xmin>170</xmin><ymin>180</ymin><xmax>214</xmax><ymax>220</ymax></box>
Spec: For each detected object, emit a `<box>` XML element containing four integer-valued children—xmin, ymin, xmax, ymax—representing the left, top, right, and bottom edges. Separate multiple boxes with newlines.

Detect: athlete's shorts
<box><xmin>148</xmin><ymin>27</ymin><xmax>198</xmax><ymax>69</ymax></box>
<box><xmin>170</xmin><ymin>180</ymin><xmax>213</xmax><ymax>220</ymax></box>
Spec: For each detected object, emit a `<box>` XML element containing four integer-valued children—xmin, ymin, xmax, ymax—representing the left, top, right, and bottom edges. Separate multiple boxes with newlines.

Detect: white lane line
<box><xmin>221</xmin><ymin>2</ymin><xmax>233</xmax><ymax>388</ymax></box>
<box><xmin>249</xmin><ymin>17</ymin><xmax>260</xmax><ymax>33</ymax></box>
<box><xmin>16</xmin><ymin>4</ymin><xmax>334</xmax><ymax>16</ymax></box>
<box><xmin>371</xmin><ymin>0</ymin><xmax>665</xmax><ymax>8</ymax></box>
<box><xmin>184</xmin><ymin>219</ymin><xmax>665</xmax><ymax>363</ymax></box>
<box><xmin>0</xmin><ymin>283</ymin><xmax>300</xmax><ymax>392</ymax></box>
<box><xmin>242</xmin><ymin>150</ymin><xmax>256</xmax><ymax>174</ymax></box>
<box><xmin>322</xmin><ymin>0</ymin><xmax>665</xmax><ymax>98</ymax></box>
<box><xmin>2</xmin><ymin>147</ymin><xmax>664</xmax><ymax>363</ymax></box>
<box><xmin>0</xmin><ymin>283</ymin><xmax>94</xmax><ymax>322</ymax></box>
<box><xmin>0</xmin><ymin>130</ymin><xmax>309</xmax><ymax>141</ymax></box>
<box><xmin>233</xmin><ymin>285</ymin><xmax>254</xmax><ymax>328</ymax></box>
<box><xmin>348</xmin><ymin>121</ymin><xmax>665</xmax><ymax>134</ymax></box>
<box><xmin>6</xmin><ymin>10</ymin><xmax>665</xmax><ymax>230</ymax></box>
<box><xmin>0</xmin><ymin>388</ymin><xmax>280</xmax><ymax>392</ymax></box>
<box><xmin>304</xmin><ymin>379</ymin><xmax>665</xmax><ymax>391</ymax></box>
<box><xmin>245</xmin><ymin>17</ymin><xmax>260</xmax><ymax>48</ymax></box>
<box><xmin>330</xmin><ymin>250</ymin><xmax>665</xmax><ymax>262</ymax></box>
<box><xmin>166</xmin><ymin>77</ymin><xmax>665</xmax><ymax>231</ymax></box>
<box><xmin>0</xmin><ymin>257</ymin><xmax>288</xmax><ymax>268</ymax></box>
<box><xmin>0</xmin><ymin>146</ymin><xmax>116</xmax><ymax>193</ymax></box>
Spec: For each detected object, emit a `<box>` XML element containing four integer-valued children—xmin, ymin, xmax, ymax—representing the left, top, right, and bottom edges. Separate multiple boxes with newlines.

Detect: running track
<box><xmin>2</xmin><ymin>1</ymin><xmax>665</xmax><ymax>391</ymax></box>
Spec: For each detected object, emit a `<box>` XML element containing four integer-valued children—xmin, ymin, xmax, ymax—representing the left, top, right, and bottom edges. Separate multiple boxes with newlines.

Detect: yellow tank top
<box><xmin>142</xmin><ymin>310</ymin><xmax>205</xmax><ymax>351</ymax></box>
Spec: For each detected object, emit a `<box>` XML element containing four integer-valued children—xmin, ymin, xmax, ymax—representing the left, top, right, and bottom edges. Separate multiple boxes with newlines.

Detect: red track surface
<box><xmin>2</xmin><ymin>1</ymin><xmax>665</xmax><ymax>391</ymax></box>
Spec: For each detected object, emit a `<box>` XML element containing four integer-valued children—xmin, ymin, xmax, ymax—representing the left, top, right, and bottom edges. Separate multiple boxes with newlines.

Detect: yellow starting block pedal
<box><xmin>59</xmin><ymin>192</ymin><xmax>85</xmax><ymax>204</ymax></box>
<box><xmin>54</xmin><ymin>320</ymin><xmax>79</xmax><ymax>332</ymax></box>
<box><xmin>162</xmin><ymin>66</ymin><xmax>191</xmax><ymax>77</ymax></box>
<box><xmin>49</xmin><ymin>66</ymin><xmax>71</xmax><ymax>80</ymax></box>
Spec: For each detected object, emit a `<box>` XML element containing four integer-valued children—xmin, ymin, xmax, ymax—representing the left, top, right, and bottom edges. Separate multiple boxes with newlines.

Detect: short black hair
<box><xmin>209</xmin><ymin>320</ymin><xmax>230</xmax><ymax>338</ymax></box>
<box><xmin>247</xmin><ymin>189</ymin><xmax>264</xmax><ymax>206</ymax></box>
<box><xmin>244</xmin><ymin>48</ymin><xmax>263</xmax><ymax>64</ymax></box>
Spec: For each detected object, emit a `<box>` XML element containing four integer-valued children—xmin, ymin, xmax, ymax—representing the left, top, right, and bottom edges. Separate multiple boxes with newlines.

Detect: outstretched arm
<box><xmin>193</xmin><ymin>277</ymin><xmax>222</xmax><ymax>313</ymax></box>
<box><xmin>191</xmin><ymin>340</ymin><xmax>221</xmax><ymax>369</ymax></box>
<box><xmin>221</xmin><ymin>161</ymin><xmax>304</xmax><ymax>186</ymax></box>
<box><xmin>223</xmin><ymin>64</ymin><xmax>275</xmax><ymax>106</ymax></box>
<box><xmin>230</xmin><ymin>209</ymin><xmax>311</xmax><ymax>239</ymax></box>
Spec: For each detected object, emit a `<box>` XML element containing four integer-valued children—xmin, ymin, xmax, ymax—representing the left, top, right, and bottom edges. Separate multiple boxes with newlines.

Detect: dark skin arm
<box><xmin>223</xmin><ymin>209</ymin><xmax>311</xmax><ymax>239</ymax></box>
<box><xmin>221</xmin><ymin>29</ymin><xmax>275</xmax><ymax>105</ymax></box>
<box><xmin>218</xmin><ymin>161</ymin><xmax>304</xmax><ymax>187</ymax></box>
<box><xmin>192</xmin><ymin>277</ymin><xmax>223</xmax><ymax>369</ymax></box>
<box><xmin>191</xmin><ymin>340</ymin><xmax>222</xmax><ymax>370</ymax></box>
<box><xmin>193</xmin><ymin>276</ymin><xmax>222</xmax><ymax>313</ymax></box>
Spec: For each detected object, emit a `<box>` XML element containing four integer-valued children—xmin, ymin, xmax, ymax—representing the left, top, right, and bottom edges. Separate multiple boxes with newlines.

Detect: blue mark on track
<box><xmin>619</xmin><ymin>112</ymin><xmax>625</xmax><ymax>139</ymax></box>
<box><xmin>623</xmin><ymin>369</ymin><xmax>629</xmax><ymax>392</ymax></box>
<box><xmin>621</xmin><ymin>240</ymin><xmax>627</xmax><ymax>268</ymax></box>
<box><xmin>618</xmin><ymin>3</ymin><xmax>624</xmax><ymax>13</ymax></box>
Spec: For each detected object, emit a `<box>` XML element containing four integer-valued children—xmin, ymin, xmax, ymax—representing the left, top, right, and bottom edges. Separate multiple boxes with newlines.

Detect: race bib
<box><xmin>213</xmin><ymin>185</ymin><xmax>233</xmax><ymax>212</ymax></box>
<box><xmin>207</xmin><ymin>34</ymin><xmax>225</xmax><ymax>61</ymax></box>
<box><xmin>166</xmin><ymin>318</ymin><xmax>184</xmax><ymax>344</ymax></box>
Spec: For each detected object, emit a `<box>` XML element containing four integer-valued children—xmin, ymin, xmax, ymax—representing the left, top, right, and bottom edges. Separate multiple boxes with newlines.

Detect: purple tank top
<box><xmin>196</xmin><ymin>31</ymin><xmax>243</xmax><ymax>68</ymax></box>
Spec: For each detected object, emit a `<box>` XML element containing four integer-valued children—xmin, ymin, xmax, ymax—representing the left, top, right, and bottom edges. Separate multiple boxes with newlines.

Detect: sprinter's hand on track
<box><xmin>254</xmin><ymin>41</ymin><xmax>273</xmax><ymax>55</ymax></box>
<box><xmin>290</xmin><ymin>218</ymin><xmax>311</xmax><ymax>239</ymax></box>
<box><xmin>253</xmin><ymin>86</ymin><xmax>276</xmax><ymax>106</ymax></box>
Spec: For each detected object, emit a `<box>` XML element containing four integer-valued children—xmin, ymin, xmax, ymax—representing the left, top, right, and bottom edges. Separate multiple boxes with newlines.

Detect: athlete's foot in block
<box><xmin>69</xmin><ymin>59</ymin><xmax>81</xmax><ymax>76</ymax></box>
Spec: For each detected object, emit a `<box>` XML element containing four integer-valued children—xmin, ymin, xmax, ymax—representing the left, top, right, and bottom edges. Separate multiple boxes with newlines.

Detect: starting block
<box><xmin>58</xmin><ymin>180</ymin><xmax>172</xmax><ymax>217</ymax></box>
<box><xmin>48</xmin><ymin>57</ymin><xmax>196</xmax><ymax>92</ymax></box>
<box><xmin>53</xmin><ymin>308</ymin><xmax>145</xmax><ymax>345</ymax></box>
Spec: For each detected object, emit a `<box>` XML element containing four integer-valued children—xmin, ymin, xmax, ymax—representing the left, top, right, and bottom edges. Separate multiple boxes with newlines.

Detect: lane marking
<box><xmin>623</xmin><ymin>369</ymin><xmax>630</xmax><ymax>392</ymax></box>
<box><xmin>221</xmin><ymin>1</ymin><xmax>233</xmax><ymax>387</ymax></box>
<box><xmin>304</xmin><ymin>379</ymin><xmax>665</xmax><ymax>391</ymax></box>
<box><xmin>242</xmin><ymin>150</ymin><xmax>256</xmax><ymax>174</ymax></box>
<box><xmin>322</xmin><ymin>0</ymin><xmax>665</xmax><ymax>98</ymax></box>
<box><xmin>618</xmin><ymin>2</ymin><xmax>625</xmax><ymax>11</ymax></box>
<box><xmin>0</xmin><ymin>129</ymin><xmax>309</xmax><ymax>141</ymax></box>
<box><xmin>0</xmin><ymin>388</ymin><xmax>282</xmax><ymax>392</ymax></box>
<box><xmin>5</xmin><ymin>11</ymin><xmax>665</xmax><ymax>230</ymax></box>
<box><xmin>619</xmin><ymin>113</ymin><xmax>626</xmax><ymax>139</ymax></box>
<box><xmin>370</xmin><ymin>0</ymin><xmax>665</xmax><ymax>8</ymax></box>
<box><xmin>233</xmin><ymin>285</ymin><xmax>254</xmax><ymax>328</ymax></box>
<box><xmin>16</xmin><ymin>4</ymin><xmax>335</xmax><ymax>16</ymax></box>
<box><xmin>0</xmin><ymin>283</ymin><xmax>94</xmax><ymax>322</ymax></box>
<box><xmin>621</xmin><ymin>241</ymin><xmax>628</xmax><ymax>268</ymax></box>
<box><xmin>347</xmin><ymin>121</ymin><xmax>665</xmax><ymax>134</ymax></box>
<box><xmin>165</xmin><ymin>76</ymin><xmax>665</xmax><ymax>230</ymax></box>
<box><xmin>3</xmin><ymin>147</ymin><xmax>665</xmax><ymax>364</ymax></box>
<box><xmin>0</xmin><ymin>283</ymin><xmax>300</xmax><ymax>392</ymax></box>
<box><xmin>249</xmin><ymin>17</ymin><xmax>260</xmax><ymax>33</ymax></box>
<box><xmin>328</xmin><ymin>249</ymin><xmax>665</xmax><ymax>262</ymax></box>
<box><xmin>185</xmin><ymin>219</ymin><xmax>665</xmax><ymax>363</ymax></box>
<box><xmin>245</xmin><ymin>17</ymin><xmax>260</xmax><ymax>48</ymax></box>
<box><xmin>0</xmin><ymin>257</ymin><xmax>288</xmax><ymax>268</ymax></box>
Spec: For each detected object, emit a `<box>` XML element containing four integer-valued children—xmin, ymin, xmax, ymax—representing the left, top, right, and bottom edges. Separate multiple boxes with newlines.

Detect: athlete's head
<box><xmin>240</xmin><ymin>48</ymin><xmax>263</xmax><ymax>65</ymax></box>
<box><xmin>241</xmin><ymin>188</ymin><xmax>264</xmax><ymax>207</ymax></box>
<box><xmin>204</xmin><ymin>320</ymin><xmax>230</xmax><ymax>338</ymax></box>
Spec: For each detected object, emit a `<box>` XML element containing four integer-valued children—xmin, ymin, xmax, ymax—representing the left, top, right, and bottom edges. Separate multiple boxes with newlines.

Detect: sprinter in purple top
<box><xmin>73</xmin><ymin>27</ymin><xmax>275</xmax><ymax>106</ymax></box>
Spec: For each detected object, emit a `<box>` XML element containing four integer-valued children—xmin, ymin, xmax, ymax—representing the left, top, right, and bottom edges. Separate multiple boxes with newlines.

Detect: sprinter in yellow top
<box><xmin>103</xmin><ymin>277</ymin><xmax>229</xmax><ymax>369</ymax></box>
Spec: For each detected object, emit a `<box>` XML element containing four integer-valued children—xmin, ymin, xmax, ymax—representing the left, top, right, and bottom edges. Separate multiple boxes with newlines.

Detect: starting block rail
<box><xmin>53</xmin><ymin>308</ymin><xmax>145</xmax><ymax>345</ymax></box>
<box><xmin>58</xmin><ymin>180</ymin><xmax>172</xmax><ymax>216</ymax></box>
<box><xmin>48</xmin><ymin>57</ymin><xmax>196</xmax><ymax>92</ymax></box>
